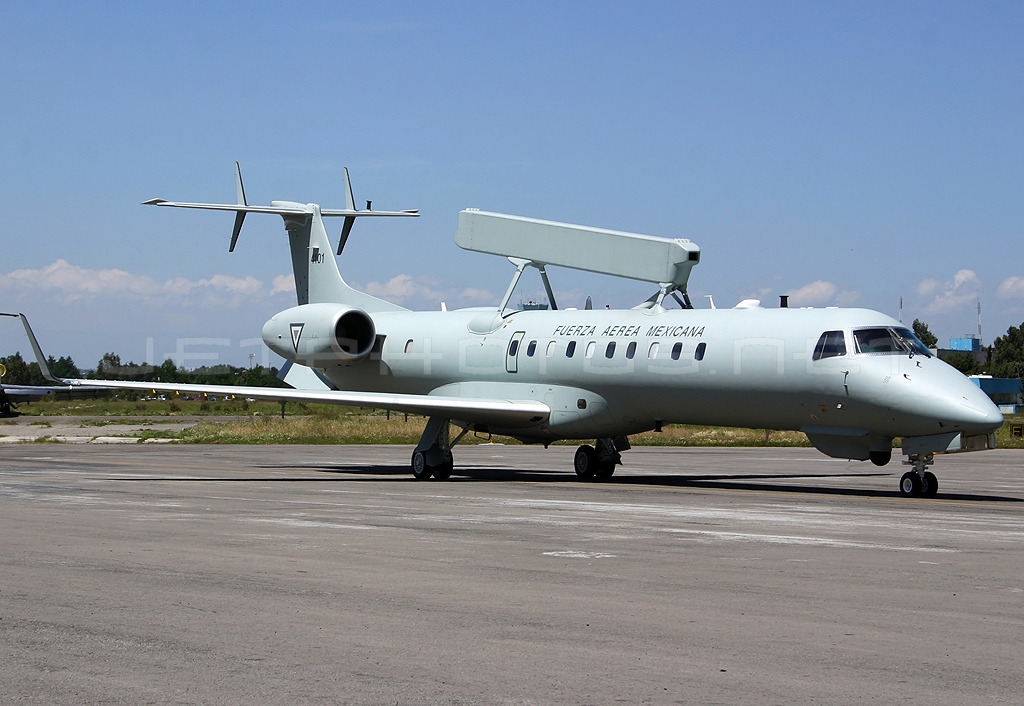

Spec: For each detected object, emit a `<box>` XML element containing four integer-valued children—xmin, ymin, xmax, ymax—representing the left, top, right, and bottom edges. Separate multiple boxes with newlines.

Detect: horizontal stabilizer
<box><xmin>142</xmin><ymin>199</ymin><xmax>418</xmax><ymax>218</ymax></box>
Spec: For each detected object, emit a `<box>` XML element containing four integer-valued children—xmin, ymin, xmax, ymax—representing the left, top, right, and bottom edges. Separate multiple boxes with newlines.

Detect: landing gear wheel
<box><xmin>921</xmin><ymin>471</ymin><xmax>938</xmax><ymax>498</ymax></box>
<box><xmin>434</xmin><ymin>453</ymin><xmax>454</xmax><ymax>480</ymax></box>
<box><xmin>594</xmin><ymin>460</ymin><xmax>616</xmax><ymax>480</ymax></box>
<box><xmin>899</xmin><ymin>471</ymin><xmax>921</xmax><ymax>497</ymax></box>
<box><xmin>411</xmin><ymin>450</ymin><xmax>433</xmax><ymax>480</ymax></box>
<box><xmin>574</xmin><ymin>445</ymin><xmax>597</xmax><ymax>478</ymax></box>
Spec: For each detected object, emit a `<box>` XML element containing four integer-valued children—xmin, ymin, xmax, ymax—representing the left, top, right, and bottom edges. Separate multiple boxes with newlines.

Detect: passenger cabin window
<box><xmin>566</xmin><ymin>341</ymin><xmax>576</xmax><ymax>358</ymax></box>
<box><xmin>546</xmin><ymin>341</ymin><xmax>556</xmax><ymax>357</ymax></box>
<box><xmin>853</xmin><ymin>328</ymin><xmax>931</xmax><ymax>357</ymax></box>
<box><xmin>605</xmin><ymin>341</ymin><xmax>616</xmax><ymax>359</ymax></box>
<box><xmin>648</xmin><ymin>342</ymin><xmax>660</xmax><ymax>359</ymax></box>
<box><xmin>694</xmin><ymin>342</ymin><xmax>706</xmax><ymax>361</ymax></box>
<box><xmin>671</xmin><ymin>342</ymin><xmax>683</xmax><ymax>360</ymax></box>
<box><xmin>626</xmin><ymin>341</ymin><xmax>636</xmax><ymax>359</ymax></box>
<box><xmin>585</xmin><ymin>341</ymin><xmax>596</xmax><ymax>359</ymax></box>
<box><xmin>526</xmin><ymin>340</ymin><xmax>537</xmax><ymax>357</ymax></box>
<box><xmin>813</xmin><ymin>331</ymin><xmax>847</xmax><ymax>360</ymax></box>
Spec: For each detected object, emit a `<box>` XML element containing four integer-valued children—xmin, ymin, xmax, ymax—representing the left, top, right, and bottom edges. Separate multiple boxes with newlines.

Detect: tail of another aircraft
<box><xmin>143</xmin><ymin>164</ymin><xmax>418</xmax><ymax>312</ymax></box>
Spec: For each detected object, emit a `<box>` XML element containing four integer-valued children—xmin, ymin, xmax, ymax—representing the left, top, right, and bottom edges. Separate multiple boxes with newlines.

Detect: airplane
<box><xmin>4</xmin><ymin>165</ymin><xmax>1004</xmax><ymax>497</ymax></box>
<box><xmin>0</xmin><ymin>359</ymin><xmax>110</xmax><ymax>416</ymax></box>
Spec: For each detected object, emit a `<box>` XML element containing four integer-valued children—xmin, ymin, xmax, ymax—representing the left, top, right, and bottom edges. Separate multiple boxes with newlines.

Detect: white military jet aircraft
<box><xmin>9</xmin><ymin>165</ymin><xmax>1003</xmax><ymax>497</ymax></box>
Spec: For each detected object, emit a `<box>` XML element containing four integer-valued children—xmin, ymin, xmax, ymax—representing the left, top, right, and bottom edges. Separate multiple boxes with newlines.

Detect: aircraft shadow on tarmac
<box><xmin>250</xmin><ymin>463</ymin><xmax>1024</xmax><ymax>503</ymax></box>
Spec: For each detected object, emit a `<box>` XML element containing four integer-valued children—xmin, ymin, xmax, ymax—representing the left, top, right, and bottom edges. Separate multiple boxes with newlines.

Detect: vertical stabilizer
<box><xmin>283</xmin><ymin>205</ymin><xmax>406</xmax><ymax>312</ymax></box>
<box><xmin>143</xmin><ymin>164</ymin><xmax>418</xmax><ymax>312</ymax></box>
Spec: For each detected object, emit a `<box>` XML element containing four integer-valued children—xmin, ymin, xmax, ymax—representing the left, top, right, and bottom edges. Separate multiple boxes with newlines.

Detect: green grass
<box><xmin>9</xmin><ymin>399</ymin><xmax>1024</xmax><ymax>449</ymax></box>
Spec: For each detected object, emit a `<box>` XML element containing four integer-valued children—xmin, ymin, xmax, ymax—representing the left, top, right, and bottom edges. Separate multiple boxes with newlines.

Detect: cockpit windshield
<box><xmin>892</xmin><ymin>328</ymin><xmax>933</xmax><ymax>357</ymax></box>
<box><xmin>853</xmin><ymin>327</ymin><xmax>932</xmax><ymax>357</ymax></box>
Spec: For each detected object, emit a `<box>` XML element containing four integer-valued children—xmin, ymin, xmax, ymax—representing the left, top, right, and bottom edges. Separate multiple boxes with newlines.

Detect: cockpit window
<box><xmin>854</xmin><ymin>328</ymin><xmax>900</xmax><ymax>353</ymax></box>
<box><xmin>812</xmin><ymin>331</ymin><xmax>847</xmax><ymax>360</ymax></box>
<box><xmin>853</xmin><ymin>327</ymin><xmax>932</xmax><ymax>357</ymax></box>
<box><xmin>891</xmin><ymin>328</ymin><xmax>932</xmax><ymax>357</ymax></box>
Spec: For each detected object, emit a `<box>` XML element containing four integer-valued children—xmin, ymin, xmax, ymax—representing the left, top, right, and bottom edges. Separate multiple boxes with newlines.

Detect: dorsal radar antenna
<box><xmin>142</xmin><ymin>163</ymin><xmax>419</xmax><ymax>254</ymax></box>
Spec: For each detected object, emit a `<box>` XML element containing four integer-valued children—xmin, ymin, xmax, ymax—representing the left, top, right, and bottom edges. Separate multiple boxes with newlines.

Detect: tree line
<box><xmin>0</xmin><ymin>351</ymin><xmax>287</xmax><ymax>388</ymax></box>
<box><xmin>913</xmin><ymin>319</ymin><xmax>1024</xmax><ymax>378</ymax></box>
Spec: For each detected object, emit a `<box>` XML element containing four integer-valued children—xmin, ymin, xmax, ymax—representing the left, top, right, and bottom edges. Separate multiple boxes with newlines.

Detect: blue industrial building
<box><xmin>950</xmin><ymin>336</ymin><xmax>982</xmax><ymax>352</ymax></box>
<box><xmin>970</xmin><ymin>376</ymin><xmax>1022</xmax><ymax>415</ymax></box>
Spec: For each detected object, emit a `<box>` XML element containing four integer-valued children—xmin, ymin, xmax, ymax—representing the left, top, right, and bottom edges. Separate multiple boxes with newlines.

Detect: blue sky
<box><xmin>2</xmin><ymin>1</ymin><xmax>1022</xmax><ymax>369</ymax></box>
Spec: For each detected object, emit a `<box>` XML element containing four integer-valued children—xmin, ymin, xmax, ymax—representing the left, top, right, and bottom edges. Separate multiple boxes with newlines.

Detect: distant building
<box><xmin>970</xmin><ymin>375</ymin><xmax>1022</xmax><ymax>415</ymax></box>
<box><xmin>950</xmin><ymin>335</ymin><xmax>981</xmax><ymax>352</ymax></box>
<box><xmin>937</xmin><ymin>334</ymin><xmax>988</xmax><ymax>365</ymax></box>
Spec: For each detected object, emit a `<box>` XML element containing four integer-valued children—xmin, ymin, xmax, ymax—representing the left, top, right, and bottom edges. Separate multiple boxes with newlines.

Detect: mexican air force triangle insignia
<box><xmin>290</xmin><ymin>323</ymin><xmax>304</xmax><ymax>352</ymax></box>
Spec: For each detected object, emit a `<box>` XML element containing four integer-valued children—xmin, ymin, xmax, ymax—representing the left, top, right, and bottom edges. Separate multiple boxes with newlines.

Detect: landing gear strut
<box><xmin>900</xmin><ymin>452</ymin><xmax>938</xmax><ymax>498</ymax></box>
<box><xmin>574</xmin><ymin>436</ymin><xmax>629</xmax><ymax>481</ymax></box>
<box><xmin>410</xmin><ymin>417</ymin><xmax>468</xmax><ymax>481</ymax></box>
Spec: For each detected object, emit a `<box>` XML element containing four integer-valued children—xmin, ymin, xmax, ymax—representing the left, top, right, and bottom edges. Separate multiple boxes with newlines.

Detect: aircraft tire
<box><xmin>574</xmin><ymin>445</ymin><xmax>597</xmax><ymax>478</ymax></box>
<box><xmin>411</xmin><ymin>451</ymin><xmax>433</xmax><ymax>480</ymax></box>
<box><xmin>899</xmin><ymin>471</ymin><xmax>921</xmax><ymax>497</ymax></box>
<box><xmin>593</xmin><ymin>461</ymin><xmax>615</xmax><ymax>481</ymax></box>
<box><xmin>434</xmin><ymin>456</ymin><xmax>453</xmax><ymax>480</ymax></box>
<box><xmin>922</xmin><ymin>471</ymin><xmax>938</xmax><ymax>498</ymax></box>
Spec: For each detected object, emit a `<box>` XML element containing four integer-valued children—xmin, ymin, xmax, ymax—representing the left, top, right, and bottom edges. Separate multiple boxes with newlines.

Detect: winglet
<box><xmin>229</xmin><ymin>161</ymin><xmax>248</xmax><ymax>252</ymax></box>
<box><xmin>0</xmin><ymin>313</ymin><xmax>63</xmax><ymax>384</ymax></box>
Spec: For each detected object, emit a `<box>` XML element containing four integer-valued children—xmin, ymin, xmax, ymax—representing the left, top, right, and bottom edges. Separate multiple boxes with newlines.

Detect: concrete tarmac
<box><xmin>1</xmin><ymin>444</ymin><xmax>1022</xmax><ymax>705</ymax></box>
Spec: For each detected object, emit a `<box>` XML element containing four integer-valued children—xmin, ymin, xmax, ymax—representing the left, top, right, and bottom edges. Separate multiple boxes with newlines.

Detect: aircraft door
<box><xmin>506</xmin><ymin>331</ymin><xmax>526</xmax><ymax>373</ymax></box>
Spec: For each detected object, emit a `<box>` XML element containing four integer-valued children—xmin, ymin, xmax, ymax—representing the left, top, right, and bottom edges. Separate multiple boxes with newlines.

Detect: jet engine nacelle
<box><xmin>262</xmin><ymin>303</ymin><xmax>376</xmax><ymax>365</ymax></box>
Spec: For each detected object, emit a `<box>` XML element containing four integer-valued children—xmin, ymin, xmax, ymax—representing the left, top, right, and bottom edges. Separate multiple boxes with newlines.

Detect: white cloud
<box><xmin>997</xmin><ymin>276</ymin><xmax>1024</xmax><ymax>299</ymax></box>
<box><xmin>915</xmin><ymin>279</ymin><xmax>940</xmax><ymax>297</ymax></box>
<box><xmin>271</xmin><ymin>274</ymin><xmax>296</xmax><ymax>295</ymax></box>
<box><xmin>364</xmin><ymin>274</ymin><xmax>445</xmax><ymax>305</ymax></box>
<box><xmin>457</xmin><ymin>287</ymin><xmax>495</xmax><ymax>304</ymax></box>
<box><xmin>0</xmin><ymin>259</ymin><xmax>292</xmax><ymax>308</ymax></box>
<box><xmin>785</xmin><ymin>280</ymin><xmax>860</xmax><ymax>307</ymax></box>
<box><xmin>917</xmin><ymin>269</ymin><xmax>980</xmax><ymax>313</ymax></box>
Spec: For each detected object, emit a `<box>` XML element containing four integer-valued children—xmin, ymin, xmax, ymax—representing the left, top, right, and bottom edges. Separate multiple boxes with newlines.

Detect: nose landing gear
<box><xmin>900</xmin><ymin>453</ymin><xmax>938</xmax><ymax>498</ymax></box>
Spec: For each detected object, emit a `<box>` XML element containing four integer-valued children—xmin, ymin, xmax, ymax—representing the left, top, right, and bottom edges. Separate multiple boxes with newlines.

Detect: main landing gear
<box><xmin>574</xmin><ymin>436</ymin><xmax>630</xmax><ymax>481</ymax></box>
<box><xmin>900</xmin><ymin>452</ymin><xmax>938</xmax><ymax>498</ymax></box>
<box><xmin>410</xmin><ymin>417</ymin><xmax>470</xmax><ymax>481</ymax></box>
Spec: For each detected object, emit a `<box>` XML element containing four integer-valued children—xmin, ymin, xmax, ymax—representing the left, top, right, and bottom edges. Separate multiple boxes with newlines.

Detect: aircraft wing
<box><xmin>0</xmin><ymin>384</ymin><xmax>104</xmax><ymax>402</ymax></box>
<box><xmin>5</xmin><ymin>312</ymin><xmax>548</xmax><ymax>427</ymax></box>
<box><xmin>51</xmin><ymin>379</ymin><xmax>549</xmax><ymax>427</ymax></box>
<box><xmin>0</xmin><ymin>384</ymin><xmax>55</xmax><ymax>403</ymax></box>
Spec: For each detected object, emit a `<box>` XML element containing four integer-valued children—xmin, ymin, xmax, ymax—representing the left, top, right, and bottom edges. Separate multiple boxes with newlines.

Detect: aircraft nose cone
<box><xmin>955</xmin><ymin>382</ymin><xmax>1004</xmax><ymax>433</ymax></box>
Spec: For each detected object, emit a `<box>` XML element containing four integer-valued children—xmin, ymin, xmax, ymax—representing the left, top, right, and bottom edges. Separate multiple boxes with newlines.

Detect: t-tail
<box><xmin>143</xmin><ymin>163</ymin><xmax>418</xmax><ymax>312</ymax></box>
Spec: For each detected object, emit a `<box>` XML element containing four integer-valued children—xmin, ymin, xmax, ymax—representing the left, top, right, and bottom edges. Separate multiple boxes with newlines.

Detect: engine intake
<box><xmin>262</xmin><ymin>303</ymin><xmax>376</xmax><ymax>365</ymax></box>
<box><xmin>331</xmin><ymin>309</ymin><xmax>376</xmax><ymax>360</ymax></box>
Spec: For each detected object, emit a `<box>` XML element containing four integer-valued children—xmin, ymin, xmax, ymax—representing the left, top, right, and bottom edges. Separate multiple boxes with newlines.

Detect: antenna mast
<box><xmin>978</xmin><ymin>294</ymin><xmax>982</xmax><ymax>342</ymax></box>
